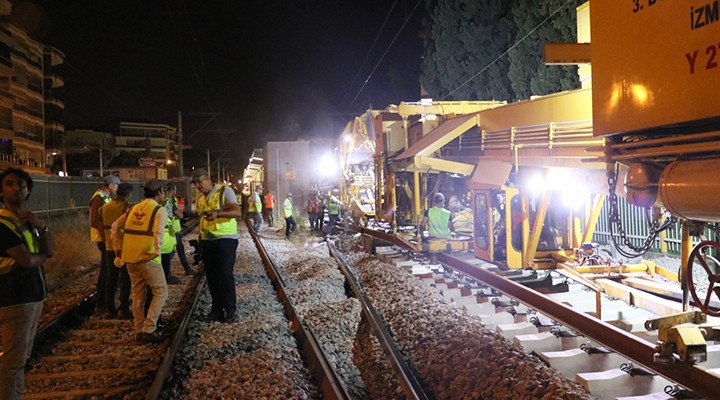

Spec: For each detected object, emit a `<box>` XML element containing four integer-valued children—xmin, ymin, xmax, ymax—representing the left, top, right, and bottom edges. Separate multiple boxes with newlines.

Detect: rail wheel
<box><xmin>687</xmin><ymin>240</ymin><xmax>720</xmax><ymax>317</ymax></box>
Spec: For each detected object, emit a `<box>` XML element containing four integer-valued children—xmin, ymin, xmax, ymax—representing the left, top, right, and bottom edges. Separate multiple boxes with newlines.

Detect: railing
<box><xmin>24</xmin><ymin>175</ymin><xmax>145</xmax><ymax>216</ymax></box>
<box><xmin>482</xmin><ymin>120</ymin><xmax>598</xmax><ymax>151</ymax></box>
<box><xmin>593</xmin><ymin>196</ymin><xmax>714</xmax><ymax>256</ymax></box>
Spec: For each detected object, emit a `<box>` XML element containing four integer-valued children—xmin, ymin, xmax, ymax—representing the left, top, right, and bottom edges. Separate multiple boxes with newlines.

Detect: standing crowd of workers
<box><xmin>0</xmin><ymin>166</ymin><xmax>247</xmax><ymax>399</ymax></box>
<box><xmin>244</xmin><ymin>185</ymin><xmax>348</xmax><ymax>238</ymax></box>
<box><xmin>0</xmin><ymin>164</ymin><xmax>358</xmax><ymax>398</ymax></box>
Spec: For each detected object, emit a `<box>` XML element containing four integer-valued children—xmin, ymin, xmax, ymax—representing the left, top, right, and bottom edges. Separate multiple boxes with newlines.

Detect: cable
<box><xmin>441</xmin><ymin>0</ymin><xmax>576</xmax><ymax>100</ymax></box>
<box><xmin>164</xmin><ymin>0</ymin><xmax>231</xmax><ymax>149</ymax></box>
<box><xmin>341</xmin><ymin>0</ymin><xmax>398</xmax><ymax>110</ymax></box>
<box><xmin>346</xmin><ymin>0</ymin><xmax>423</xmax><ymax>112</ymax></box>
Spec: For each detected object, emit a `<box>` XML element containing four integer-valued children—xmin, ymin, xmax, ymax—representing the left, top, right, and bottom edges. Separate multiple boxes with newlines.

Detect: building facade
<box><xmin>116</xmin><ymin>122</ymin><xmax>179</xmax><ymax>168</ymax></box>
<box><xmin>0</xmin><ymin>0</ymin><xmax>64</xmax><ymax>175</ymax></box>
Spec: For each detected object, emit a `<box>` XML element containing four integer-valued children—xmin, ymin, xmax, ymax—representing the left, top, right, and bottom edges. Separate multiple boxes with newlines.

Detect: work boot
<box><xmin>136</xmin><ymin>330</ymin><xmax>168</xmax><ymax>344</ymax></box>
<box><xmin>221</xmin><ymin>309</ymin><xmax>236</xmax><ymax>323</ymax></box>
<box><xmin>201</xmin><ymin>310</ymin><xmax>224</xmax><ymax>322</ymax></box>
<box><xmin>156</xmin><ymin>317</ymin><xmax>169</xmax><ymax>330</ymax></box>
<box><xmin>117</xmin><ymin>308</ymin><xmax>133</xmax><ymax>320</ymax></box>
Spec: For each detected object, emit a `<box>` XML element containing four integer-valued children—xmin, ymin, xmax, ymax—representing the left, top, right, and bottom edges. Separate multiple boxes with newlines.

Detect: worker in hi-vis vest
<box><xmin>90</xmin><ymin>174</ymin><xmax>120</xmax><ymax>315</ymax></box>
<box><xmin>111</xmin><ymin>179</ymin><xmax>169</xmax><ymax>344</ymax></box>
<box><xmin>0</xmin><ymin>167</ymin><xmax>53</xmax><ymax>399</ymax></box>
<box><xmin>283</xmin><ymin>192</ymin><xmax>296</xmax><ymax>239</ymax></box>
<box><xmin>191</xmin><ymin>168</ymin><xmax>241</xmax><ymax>324</ymax></box>
<box><xmin>420</xmin><ymin>192</ymin><xmax>455</xmax><ymax>239</ymax></box>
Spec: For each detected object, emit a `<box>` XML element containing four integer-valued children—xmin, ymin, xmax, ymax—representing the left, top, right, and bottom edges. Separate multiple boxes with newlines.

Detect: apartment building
<box><xmin>0</xmin><ymin>0</ymin><xmax>64</xmax><ymax>174</ymax></box>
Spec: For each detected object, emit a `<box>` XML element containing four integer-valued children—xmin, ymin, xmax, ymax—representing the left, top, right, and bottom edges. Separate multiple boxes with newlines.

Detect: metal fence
<box><xmin>25</xmin><ymin>174</ymin><xmax>144</xmax><ymax>215</ymax></box>
<box><xmin>594</xmin><ymin>195</ymin><xmax>715</xmax><ymax>255</ymax></box>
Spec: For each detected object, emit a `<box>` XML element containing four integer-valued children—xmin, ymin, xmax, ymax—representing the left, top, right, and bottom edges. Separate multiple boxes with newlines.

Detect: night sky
<box><xmin>13</xmin><ymin>0</ymin><xmax>424</xmax><ymax>169</ymax></box>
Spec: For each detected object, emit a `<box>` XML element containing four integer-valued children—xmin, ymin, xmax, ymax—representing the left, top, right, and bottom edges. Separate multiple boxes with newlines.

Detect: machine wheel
<box><xmin>687</xmin><ymin>240</ymin><xmax>720</xmax><ymax>317</ymax></box>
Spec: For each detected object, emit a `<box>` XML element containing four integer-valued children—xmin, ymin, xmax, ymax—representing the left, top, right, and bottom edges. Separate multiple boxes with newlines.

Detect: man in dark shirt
<box><xmin>0</xmin><ymin>167</ymin><xmax>53</xmax><ymax>399</ymax></box>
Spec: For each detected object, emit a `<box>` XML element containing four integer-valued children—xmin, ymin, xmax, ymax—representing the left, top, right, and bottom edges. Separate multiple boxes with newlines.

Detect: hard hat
<box><xmin>287</xmin><ymin>192</ymin><xmax>293</xmax><ymax>197</ymax></box>
<box><xmin>332</xmin><ymin>188</ymin><xmax>340</xmax><ymax>194</ymax></box>
<box><xmin>433</xmin><ymin>192</ymin><xmax>445</xmax><ymax>205</ymax></box>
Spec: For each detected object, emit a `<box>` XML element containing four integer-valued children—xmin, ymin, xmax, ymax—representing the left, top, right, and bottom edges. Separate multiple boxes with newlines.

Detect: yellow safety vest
<box><xmin>0</xmin><ymin>209</ymin><xmax>46</xmax><ymax>307</ymax></box>
<box><xmin>283</xmin><ymin>198</ymin><xmax>292</xmax><ymax>218</ymax></box>
<box><xmin>197</xmin><ymin>184</ymin><xmax>238</xmax><ymax>240</ymax></box>
<box><xmin>249</xmin><ymin>192</ymin><xmax>262</xmax><ymax>213</ymax></box>
<box><xmin>90</xmin><ymin>189</ymin><xmax>111</xmax><ymax>242</ymax></box>
<box><xmin>121</xmin><ymin>199</ymin><xmax>163</xmax><ymax>264</ymax></box>
<box><xmin>101</xmin><ymin>200</ymin><xmax>130</xmax><ymax>249</ymax></box>
<box><xmin>328</xmin><ymin>196</ymin><xmax>340</xmax><ymax>215</ymax></box>
<box><xmin>0</xmin><ymin>210</ymin><xmax>40</xmax><ymax>272</ymax></box>
<box><xmin>428</xmin><ymin>207</ymin><xmax>452</xmax><ymax>239</ymax></box>
<box><xmin>161</xmin><ymin>205</ymin><xmax>178</xmax><ymax>254</ymax></box>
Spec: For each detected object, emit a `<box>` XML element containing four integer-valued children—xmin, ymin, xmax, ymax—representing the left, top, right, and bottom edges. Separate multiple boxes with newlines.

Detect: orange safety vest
<box><xmin>264</xmin><ymin>193</ymin><xmax>274</xmax><ymax>209</ymax></box>
<box><xmin>307</xmin><ymin>198</ymin><xmax>320</xmax><ymax>214</ymax></box>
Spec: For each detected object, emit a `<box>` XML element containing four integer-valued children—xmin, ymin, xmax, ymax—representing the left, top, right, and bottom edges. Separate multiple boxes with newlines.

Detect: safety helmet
<box><xmin>332</xmin><ymin>188</ymin><xmax>340</xmax><ymax>194</ymax></box>
<box><xmin>433</xmin><ymin>192</ymin><xmax>445</xmax><ymax>205</ymax></box>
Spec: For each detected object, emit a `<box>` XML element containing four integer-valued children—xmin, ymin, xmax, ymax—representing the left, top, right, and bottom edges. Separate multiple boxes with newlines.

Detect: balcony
<box><xmin>27</xmin><ymin>81</ymin><xmax>42</xmax><ymax>94</ymax></box>
<box><xmin>14</xmin><ymin>104</ymin><xmax>43</xmax><ymax>119</ymax></box>
<box><xmin>14</xmin><ymin>130</ymin><xmax>41</xmax><ymax>143</ymax></box>
<box><xmin>46</xmin><ymin>73</ymin><xmax>64</xmax><ymax>89</ymax></box>
<box><xmin>0</xmin><ymin>154</ymin><xmax>45</xmax><ymax>174</ymax></box>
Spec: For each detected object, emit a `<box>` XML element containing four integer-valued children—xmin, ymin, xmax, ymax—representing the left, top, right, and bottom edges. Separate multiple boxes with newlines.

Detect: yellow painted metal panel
<box><xmin>544</xmin><ymin>43</ymin><xmax>591</xmax><ymax>65</ymax></box>
<box><xmin>414</xmin><ymin>156</ymin><xmax>475</xmax><ymax>176</ymax></box>
<box><xmin>469</xmin><ymin>159</ymin><xmax>513</xmax><ymax>190</ymax></box>
<box><xmin>591</xmin><ymin>0</ymin><xmax>720</xmax><ymax>136</ymax></box>
<box><xmin>478</xmin><ymin>89</ymin><xmax>592</xmax><ymax>132</ymax></box>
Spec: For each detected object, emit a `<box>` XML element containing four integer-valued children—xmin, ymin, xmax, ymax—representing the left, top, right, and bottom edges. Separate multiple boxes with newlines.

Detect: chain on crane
<box><xmin>606</xmin><ymin>162</ymin><xmax>676</xmax><ymax>258</ymax></box>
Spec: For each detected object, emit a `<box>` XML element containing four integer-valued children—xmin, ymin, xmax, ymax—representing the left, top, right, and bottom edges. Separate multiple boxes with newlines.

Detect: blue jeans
<box><xmin>0</xmin><ymin>302</ymin><xmax>42</xmax><ymax>400</ymax></box>
<box><xmin>175</xmin><ymin>233</ymin><xmax>193</xmax><ymax>273</ymax></box>
<box><xmin>285</xmin><ymin>216</ymin><xmax>297</xmax><ymax>238</ymax></box>
<box><xmin>326</xmin><ymin>214</ymin><xmax>340</xmax><ymax>235</ymax></box>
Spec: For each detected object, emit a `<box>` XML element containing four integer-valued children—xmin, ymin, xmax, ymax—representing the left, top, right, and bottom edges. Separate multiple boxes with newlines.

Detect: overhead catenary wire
<box><xmin>345</xmin><ymin>0</ymin><xmax>423</xmax><ymax>113</ymax></box>
<box><xmin>441</xmin><ymin>0</ymin><xmax>576</xmax><ymax>100</ymax></box>
<box><xmin>164</xmin><ymin>0</ymin><xmax>232</xmax><ymax>151</ymax></box>
<box><xmin>341</xmin><ymin>0</ymin><xmax>398</xmax><ymax>111</ymax></box>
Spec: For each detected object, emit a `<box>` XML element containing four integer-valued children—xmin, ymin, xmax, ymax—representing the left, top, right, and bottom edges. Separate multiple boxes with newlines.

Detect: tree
<box><xmin>420</xmin><ymin>0</ymin><xmax>582</xmax><ymax>101</ymax></box>
<box><xmin>508</xmin><ymin>0</ymin><xmax>583</xmax><ymax>99</ymax></box>
<box><xmin>421</xmin><ymin>0</ymin><xmax>515</xmax><ymax>101</ymax></box>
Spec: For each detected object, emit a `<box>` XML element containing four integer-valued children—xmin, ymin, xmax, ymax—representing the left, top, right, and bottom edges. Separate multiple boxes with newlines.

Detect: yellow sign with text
<box><xmin>592</xmin><ymin>0</ymin><xmax>720</xmax><ymax>136</ymax></box>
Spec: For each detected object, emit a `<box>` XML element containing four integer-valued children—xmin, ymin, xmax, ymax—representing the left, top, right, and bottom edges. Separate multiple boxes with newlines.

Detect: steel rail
<box><xmin>438</xmin><ymin>252</ymin><xmax>719</xmax><ymax>400</ymax></box>
<box><xmin>247</xmin><ymin>222</ymin><xmax>352</xmax><ymax>400</ymax></box>
<box><xmin>146</xmin><ymin>217</ymin><xmax>201</xmax><ymax>398</ymax></box>
<box><xmin>327</xmin><ymin>242</ymin><xmax>432</xmax><ymax>400</ymax></box>
<box><xmin>345</xmin><ymin>222</ymin><xmax>718</xmax><ymax>397</ymax></box>
<box><xmin>145</xmin><ymin>273</ymin><xmax>207</xmax><ymax>399</ymax></box>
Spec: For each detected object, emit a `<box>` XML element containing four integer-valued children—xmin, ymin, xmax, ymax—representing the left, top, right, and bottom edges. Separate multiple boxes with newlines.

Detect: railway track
<box><xmin>250</xmin><ymin>222</ymin><xmax>431</xmax><ymax>399</ymax></box>
<box><xmin>22</xmin><ymin>220</ymin><xmax>203</xmax><ymax>399</ymax></box>
<box><xmin>345</xmin><ymin>226</ymin><xmax>719</xmax><ymax>399</ymax></box>
<box><xmin>19</xmin><ymin>216</ymin><xmax>718</xmax><ymax>399</ymax></box>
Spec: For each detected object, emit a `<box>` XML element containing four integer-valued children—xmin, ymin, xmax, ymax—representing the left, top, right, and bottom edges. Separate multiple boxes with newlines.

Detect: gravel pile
<box><xmin>161</xmin><ymin>227</ymin><xmax>317</xmax><ymax>399</ymax></box>
<box><xmin>263</xmin><ymin>234</ymin><xmax>370</xmax><ymax>399</ymax></box>
<box><xmin>345</xmin><ymin>249</ymin><xmax>596</xmax><ymax>400</ymax></box>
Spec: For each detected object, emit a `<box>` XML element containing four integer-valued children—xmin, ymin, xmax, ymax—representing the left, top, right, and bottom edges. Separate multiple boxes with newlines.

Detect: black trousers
<box><xmin>95</xmin><ymin>242</ymin><xmax>109</xmax><ymax>309</ymax></box>
<box><xmin>201</xmin><ymin>239</ymin><xmax>238</xmax><ymax>314</ymax></box>
<box><xmin>285</xmin><ymin>216</ymin><xmax>297</xmax><ymax>238</ymax></box>
<box><xmin>104</xmin><ymin>250</ymin><xmax>130</xmax><ymax>312</ymax></box>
